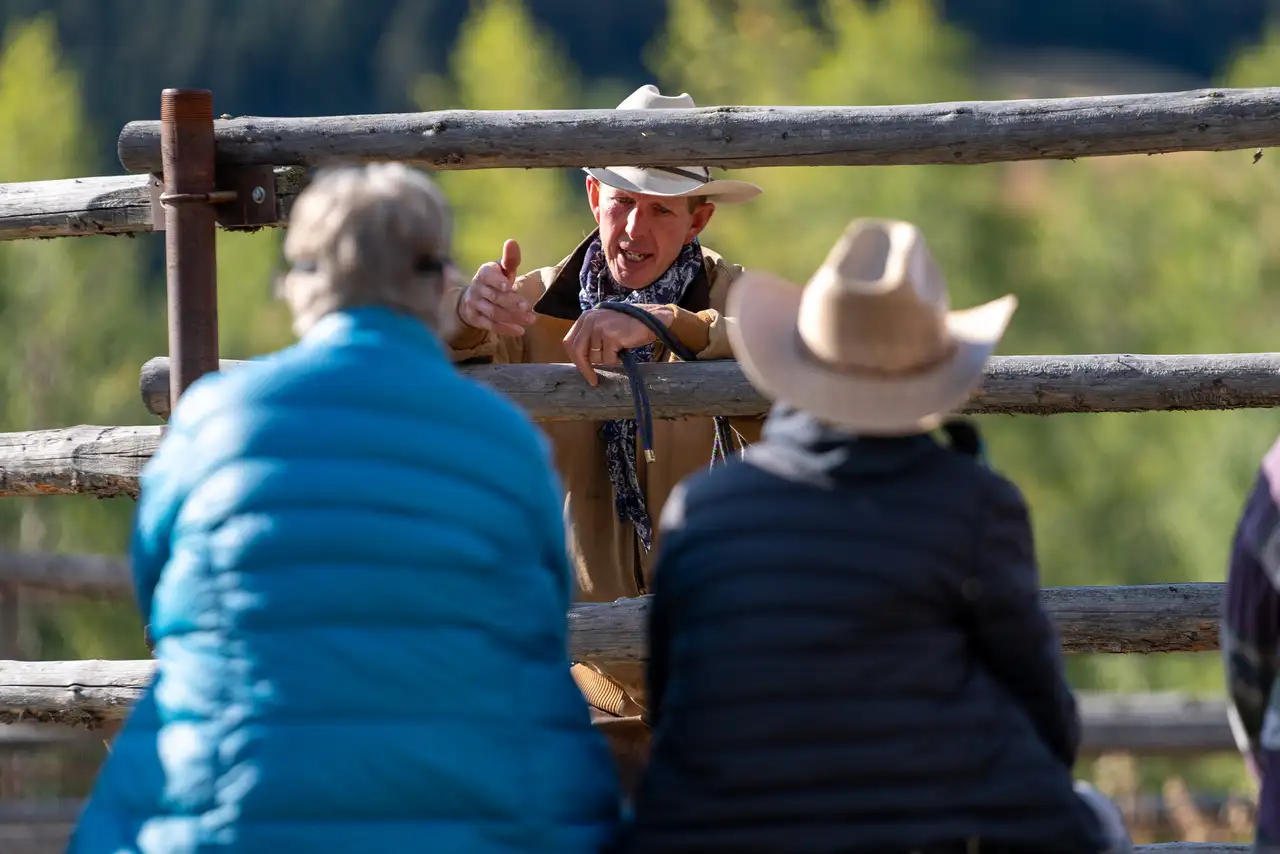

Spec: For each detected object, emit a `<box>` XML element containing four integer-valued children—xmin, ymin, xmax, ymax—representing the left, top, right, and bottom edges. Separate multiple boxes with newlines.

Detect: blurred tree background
<box><xmin>2</xmin><ymin>0</ymin><xmax>1279</xmax><ymax>812</ymax></box>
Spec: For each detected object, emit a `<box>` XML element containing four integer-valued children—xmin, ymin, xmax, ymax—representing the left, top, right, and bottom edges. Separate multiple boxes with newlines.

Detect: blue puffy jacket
<box><xmin>68</xmin><ymin>307</ymin><xmax>622</xmax><ymax>854</ymax></box>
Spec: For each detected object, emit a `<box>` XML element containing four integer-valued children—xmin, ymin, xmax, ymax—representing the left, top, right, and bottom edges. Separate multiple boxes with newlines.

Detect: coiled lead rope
<box><xmin>594</xmin><ymin>301</ymin><xmax>739</xmax><ymax>469</ymax></box>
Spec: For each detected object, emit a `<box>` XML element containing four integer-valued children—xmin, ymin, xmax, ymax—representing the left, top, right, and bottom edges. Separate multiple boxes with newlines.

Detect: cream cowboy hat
<box><xmin>583</xmin><ymin>85</ymin><xmax>763</xmax><ymax>204</ymax></box>
<box><xmin>727</xmin><ymin>218</ymin><xmax>1017</xmax><ymax>434</ymax></box>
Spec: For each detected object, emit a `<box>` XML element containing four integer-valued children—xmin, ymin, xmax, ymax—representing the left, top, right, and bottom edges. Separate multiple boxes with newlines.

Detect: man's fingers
<box><xmin>474</xmin><ymin>282</ymin><xmax>530</xmax><ymax>314</ymax></box>
<box><xmin>465</xmin><ymin>282</ymin><xmax>533</xmax><ymax>335</ymax></box>
<box><xmin>477</xmin><ymin>262</ymin><xmax>512</xmax><ymax>293</ymax></box>
<box><xmin>564</xmin><ymin>317</ymin><xmax>598</xmax><ymax>386</ymax></box>
<box><xmin>500</xmin><ymin>239</ymin><xmax>521</xmax><ymax>283</ymax></box>
<box><xmin>600</xmin><ymin>337</ymin><xmax>623</xmax><ymax>367</ymax></box>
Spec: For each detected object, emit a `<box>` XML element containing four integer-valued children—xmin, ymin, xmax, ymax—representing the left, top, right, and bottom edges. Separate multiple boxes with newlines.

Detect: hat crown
<box><xmin>584</xmin><ymin>85</ymin><xmax>764</xmax><ymax>204</ymax></box>
<box><xmin>796</xmin><ymin>219</ymin><xmax>954</xmax><ymax>375</ymax></box>
<box><xmin>616</xmin><ymin>84</ymin><xmax>697</xmax><ymax>111</ymax></box>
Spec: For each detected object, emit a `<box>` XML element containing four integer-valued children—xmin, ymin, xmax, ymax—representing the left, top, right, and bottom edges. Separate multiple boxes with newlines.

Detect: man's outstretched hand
<box><xmin>458</xmin><ymin>239</ymin><xmax>536</xmax><ymax>336</ymax></box>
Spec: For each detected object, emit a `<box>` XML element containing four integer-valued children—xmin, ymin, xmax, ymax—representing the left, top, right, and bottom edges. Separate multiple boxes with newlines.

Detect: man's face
<box><xmin>587</xmin><ymin>177</ymin><xmax>715</xmax><ymax>290</ymax></box>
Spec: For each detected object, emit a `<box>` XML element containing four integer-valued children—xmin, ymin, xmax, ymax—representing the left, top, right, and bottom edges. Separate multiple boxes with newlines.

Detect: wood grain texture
<box><xmin>117</xmin><ymin>87</ymin><xmax>1280</xmax><ymax>173</ymax></box>
<box><xmin>0</xmin><ymin>168</ymin><xmax>307</xmax><ymax>241</ymax></box>
<box><xmin>138</xmin><ymin>352</ymin><xmax>1280</xmax><ymax>422</ymax></box>
<box><xmin>0</xmin><ymin>551</ymin><xmax>131</xmax><ymax>598</ymax></box>
<box><xmin>0</xmin><ymin>660</ymin><xmax>155</xmax><ymax>727</ymax></box>
<box><xmin>0</xmin><ymin>426</ymin><xmax>158</xmax><ymax>498</ymax></box>
<box><xmin>0</xmin><ymin>585</ymin><xmax>1226</xmax><ymax>726</ymax></box>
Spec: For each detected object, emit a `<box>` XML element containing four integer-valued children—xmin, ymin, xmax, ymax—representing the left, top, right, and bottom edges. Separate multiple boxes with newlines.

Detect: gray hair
<box><xmin>278</xmin><ymin>162</ymin><xmax>458</xmax><ymax>338</ymax></box>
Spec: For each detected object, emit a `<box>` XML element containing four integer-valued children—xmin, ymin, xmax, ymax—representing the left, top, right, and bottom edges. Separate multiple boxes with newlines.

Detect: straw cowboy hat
<box><xmin>584</xmin><ymin>85</ymin><xmax>763</xmax><ymax>204</ymax></box>
<box><xmin>727</xmin><ymin>218</ymin><xmax>1017</xmax><ymax>434</ymax></box>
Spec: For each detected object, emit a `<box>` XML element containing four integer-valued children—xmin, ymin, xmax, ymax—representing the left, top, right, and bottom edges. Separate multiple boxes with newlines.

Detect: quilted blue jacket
<box><xmin>67</xmin><ymin>307</ymin><xmax>621</xmax><ymax>853</ymax></box>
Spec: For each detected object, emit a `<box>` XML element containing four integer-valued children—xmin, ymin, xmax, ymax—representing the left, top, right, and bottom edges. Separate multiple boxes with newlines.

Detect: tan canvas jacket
<box><xmin>441</xmin><ymin>232</ymin><xmax>764</xmax><ymax>702</ymax></box>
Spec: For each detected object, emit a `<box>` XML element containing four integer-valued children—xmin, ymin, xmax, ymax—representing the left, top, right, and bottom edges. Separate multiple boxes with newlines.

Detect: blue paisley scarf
<box><xmin>578</xmin><ymin>233</ymin><xmax>705</xmax><ymax>552</ymax></box>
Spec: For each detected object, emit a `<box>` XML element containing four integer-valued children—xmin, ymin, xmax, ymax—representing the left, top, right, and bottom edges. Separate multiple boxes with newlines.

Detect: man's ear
<box><xmin>685</xmin><ymin>201</ymin><xmax>716</xmax><ymax>243</ymax></box>
<box><xmin>586</xmin><ymin>176</ymin><xmax>603</xmax><ymax>224</ymax></box>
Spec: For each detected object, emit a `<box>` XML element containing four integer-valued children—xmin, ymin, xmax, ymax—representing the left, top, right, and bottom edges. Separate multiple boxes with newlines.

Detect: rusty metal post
<box><xmin>160</xmin><ymin>88</ymin><xmax>219</xmax><ymax>411</ymax></box>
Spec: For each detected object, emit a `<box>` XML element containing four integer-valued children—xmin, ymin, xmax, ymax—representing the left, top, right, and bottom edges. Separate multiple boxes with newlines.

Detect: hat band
<box><xmin>794</xmin><ymin>329</ymin><xmax>959</xmax><ymax>378</ymax></box>
<box><xmin>649</xmin><ymin>166</ymin><xmax>711</xmax><ymax>184</ymax></box>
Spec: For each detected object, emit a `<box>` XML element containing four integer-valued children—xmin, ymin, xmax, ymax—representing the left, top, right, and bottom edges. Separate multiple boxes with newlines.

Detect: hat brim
<box><xmin>727</xmin><ymin>271</ymin><xmax>1016</xmax><ymax>434</ymax></box>
<box><xmin>584</xmin><ymin>166</ymin><xmax>763</xmax><ymax>204</ymax></box>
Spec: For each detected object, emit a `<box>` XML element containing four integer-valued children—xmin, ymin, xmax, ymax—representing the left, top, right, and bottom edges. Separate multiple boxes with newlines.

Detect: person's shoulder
<box><xmin>164</xmin><ymin>353</ymin><xmax>277</xmax><ymax>433</ymax></box>
<box><xmin>667</xmin><ymin>455</ymin><xmax>770</xmax><ymax>521</ymax></box>
<box><xmin>699</xmin><ymin>244</ymin><xmax>745</xmax><ymax>284</ymax></box>
<box><xmin>965</xmin><ymin>461</ymin><xmax>1030</xmax><ymax>523</ymax></box>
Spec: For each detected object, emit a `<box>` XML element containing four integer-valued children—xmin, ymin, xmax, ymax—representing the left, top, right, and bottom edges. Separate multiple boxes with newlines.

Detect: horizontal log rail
<box><xmin>140</xmin><ymin>352</ymin><xmax>1280</xmax><ymax>422</ymax></box>
<box><xmin>0</xmin><ymin>584</ymin><xmax>1223</xmax><ymax>726</ymax></box>
<box><xmin>0</xmin><ymin>168</ymin><xmax>305</xmax><ymax>242</ymax></box>
<box><xmin>0</xmin><ymin>552</ymin><xmax>130</xmax><ymax>598</ymax></box>
<box><xmin>0</xmin><ymin>426</ymin><xmax>155</xmax><ymax>498</ymax></box>
<box><xmin>1077</xmin><ymin>692</ymin><xmax>1234</xmax><ymax>754</ymax></box>
<box><xmin>116</xmin><ymin>87</ymin><xmax>1280</xmax><ymax>174</ymax></box>
<box><xmin>0</xmin><ymin>554</ymin><xmax>1231</xmax><ymax>672</ymax></box>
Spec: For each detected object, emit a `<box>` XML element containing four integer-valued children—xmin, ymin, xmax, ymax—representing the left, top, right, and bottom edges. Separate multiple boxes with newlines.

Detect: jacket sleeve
<box><xmin>1222</xmin><ymin>471</ymin><xmax>1280</xmax><ymax>767</ymax></box>
<box><xmin>966</xmin><ymin>473</ymin><xmax>1081</xmax><ymax>768</ymax></box>
<box><xmin>662</xmin><ymin>259</ymin><xmax>747</xmax><ymax>361</ymax></box>
<box><xmin>439</xmin><ymin>271</ymin><xmax>547</xmax><ymax>365</ymax></box>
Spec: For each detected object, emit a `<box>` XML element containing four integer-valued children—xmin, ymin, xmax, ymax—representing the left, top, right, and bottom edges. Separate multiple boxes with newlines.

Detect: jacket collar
<box><xmin>748</xmin><ymin>403</ymin><xmax>944</xmax><ymax>484</ymax></box>
<box><xmin>301</xmin><ymin>306</ymin><xmax>446</xmax><ymax>358</ymax></box>
<box><xmin>534</xmin><ymin>229</ymin><xmax>713</xmax><ymax>320</ymax></box>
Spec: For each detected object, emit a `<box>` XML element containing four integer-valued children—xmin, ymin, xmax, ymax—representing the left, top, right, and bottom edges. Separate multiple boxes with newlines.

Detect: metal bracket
<box><xmin>213</xmin><ymin>164</ymin><xmax>277</xmax><ymax>229</ymax></box>
<box><xmin>148</xmin><ymin>173</ymin><xmax>166</xmax><ymax>232</ymax></box>
<box><xmin>147</xmin><ymin>165</ymin><xmax>278</xmax><ymax>232</ymax></box>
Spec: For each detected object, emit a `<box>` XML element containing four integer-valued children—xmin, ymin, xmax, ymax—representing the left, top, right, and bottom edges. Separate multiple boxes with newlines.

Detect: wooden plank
<box><xmin>0</xmin><ymin>552</ymin><xmax>130</xmax><ymax>598</ymax></box>
<box><xmin>0</xmin><ymin>550</ymin><xmax>1234</xmax><ymax>665</ymax></box>
<box><xmin>0</xmin><ymin>426</ymin><xmax>155</xmax><ymax>499</ymax></box>
<box><xmin>0</xmin><ymin>585</ymin><xmax>1224</xmax><ymax>726</ymax></box>
<box><xmin>0</xmin><ymin>723</ymin><xmax>96</xmax><ymax>749</ymax></box>
<box><xmin>0</xmin><ymin>660</ymin><xmax>154</xmax><ymax>727</ymax></box>
<box><xmin>0</xmin><ymin>168</ymin><xmax>306</xmax><ymax>242</ymax></box>
<box><xmin>139</xmin><ymin>352</ymin><xmax>1280</xmax><ymax>423</ymax></box>
<box><xmin>1079</xmin><ymin>692</ymin><xmax>1234</xmax><ymax>755</ymax></box>
<box><xmin>117</xmin><ymin>87</ymin><xmax>1280</xmax><ymax>174</ymax></box>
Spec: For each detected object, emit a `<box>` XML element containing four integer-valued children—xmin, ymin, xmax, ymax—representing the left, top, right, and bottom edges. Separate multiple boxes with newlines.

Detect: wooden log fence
<box><xmin>2</xmin><ymin>350</ymin><xmax>1277</xmax><ymax>499</ymax></box>
<box><xmin>139</xmin><ymin>352</ymin><xmax>1280</xmax><ymax>422</ymax></box>
<box><xmin>0</xmin><ymin>649</ymin><xmax>1237</xmax><ymax>749</ymax></box>
<box><xmin>0</xmin><ymin>553</ymin><xmax>130</xmax><ymax>599</ymax></box>
<box><xmin>0</xmin><ymin>167</ymin><xmax>306</xmax><ymax>242</ymax></box>
<box><xmin>0</xmin><ymin>87</ymin><xmax>1270</xmax><ymax>243</ymax></box>
<box><xmin>0</xmin><ymin>550</ymin><xmax>1232</xmax><ymax>660</ymax></box>
<box><xmin>114</xmin><ymin>87</ymin><xmax>1280</xmax><ymax>174</ymax></box>
<box><xmin>1078</xmin><ymin>693</ymin><xmax>1236</xmax><ymax>755</ymax></box>
<box><xmin>0</xmin><ymin>584</ymin><xmax>1222</xmax><ymax>727</ymax></box>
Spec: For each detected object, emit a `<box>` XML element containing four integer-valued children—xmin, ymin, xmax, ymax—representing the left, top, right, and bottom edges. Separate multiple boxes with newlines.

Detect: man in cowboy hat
<box><xmin>614</xmin><ymin>218</ymin><xmax>1133</xmax><ymax>854</ymax></box>
<box><xmin>441</xmin><ymin>85</ymin><xmax>763</xmax><ymax>739</ymax></box>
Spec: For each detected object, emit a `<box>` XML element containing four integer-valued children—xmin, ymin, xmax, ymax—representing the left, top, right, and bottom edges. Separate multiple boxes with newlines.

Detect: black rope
<box><xmin>594</xmin><ymin>301</ymin><xmax>740</xmax><ymax>469</ymax></box>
